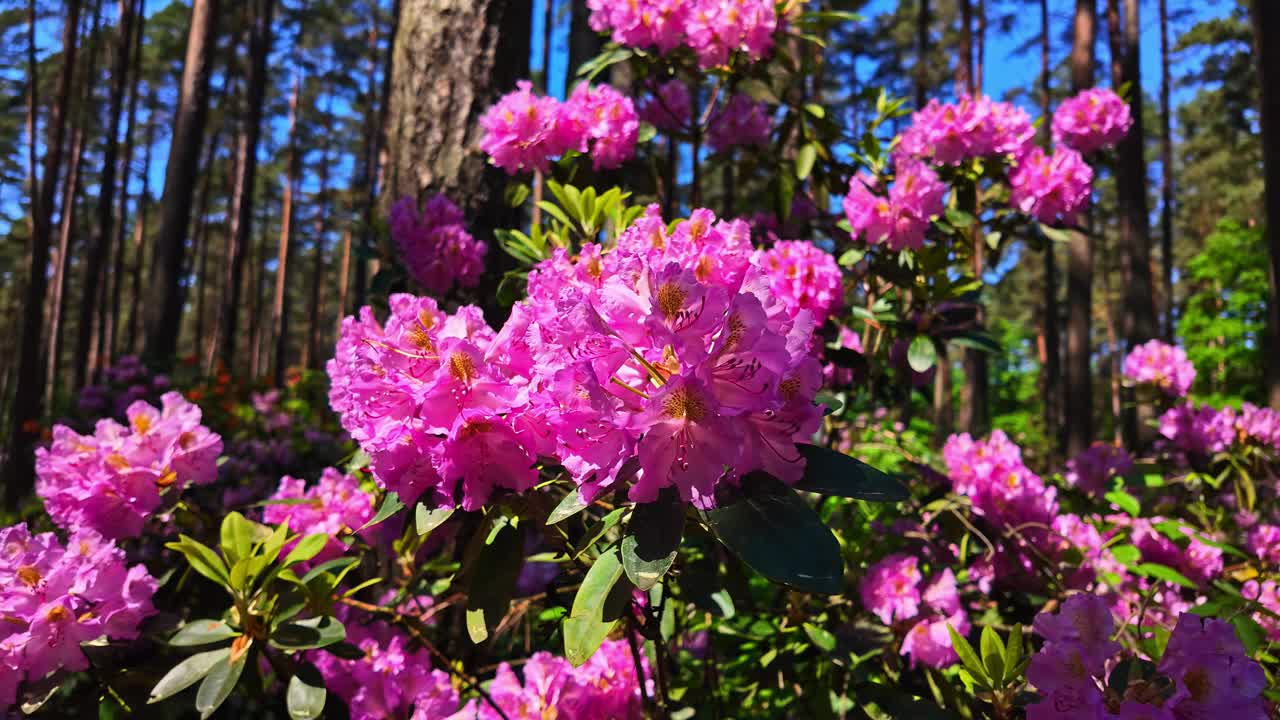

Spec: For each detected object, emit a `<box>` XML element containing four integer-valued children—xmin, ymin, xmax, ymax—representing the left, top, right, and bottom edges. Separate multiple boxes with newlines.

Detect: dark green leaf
<box><xmin>286</xmin><ymin>664</ymin><xmax>327</xmax><ymax>720</ymax></box>
<box><xmin>166</xmin><ymin>536</ymin><xmax>230</xmax><ymax>587</ymax></box>
<box><xmin>1134</xmin><ymin>563</ymin><xmax>1198</xmax><ymax>590</ymax></box>
<box><xmin>803</xmin><ymin>623</ymin><xmax>837</xmax><ymax>652</ymax></box>
<box><xmin>564</xmin><ymin>546</ymin><xmax>632</xmax><ymax>666</ymax></box>
<box><xmin>702</xmin><ymin>475</ymin><xmax>844</xmax><ymax>595</ymax></box>
<box><xmin>1105</xmin><ymin>489</ymin><xmax>1141</xmax><ymax>517</ymax></box>
<box><xmin>980</xmin><ymin>626</ymin><xmax>1005</xmax><ymax>685</ymax></box>
<box><xmin>621</xmin><ymin>488</ymin><xmax>685</xmax><ymax>591</ymax></box>
<box><xmin>149</xmin><ymin>648</ymin><xmax>230</xmax><ymax>704</ymax></box>
<box><xmin>195</xmin><ymin>649</ymin><xmax>247</xmax><ymax>719</ymax></box>
<box><xmin>796</xmin><ymin>143</ymin><xmax>817</xmax><ymax>180</ymax></box>
<box><xmin>270</xmin><ymin>616</ymin><xmax>347</xmax><ymax>651</ymax></box>
<box><xmin>465</xmin><ymin>516</ymin><xmax>525</xmax><ymax>643</ymax></box>
<box><xmin>282</xmin><ymin>534</ymin><xmax>330</xmax><ymax>566</ymax></box>
<box><xmin>504</xmin><ymin>182</ymin><xmax>530</xmax><ymax>208</ymax></box>
<box><xmin>547</xmin><ymin>488</ymin><xmax>591</xmax><ymax>525</ymax></box>
<box><xmin>794</xmin><ymin>444</ymin><xmax>908</xmax><ymax>502</ymax></box>
<box><xmin>358</xmin><ymin>492</ymin><xmax>404</xmax><ymax>532</ymax></box>
<box><xmin>170</xmin><ymin>620</ymin><xmax>240</xmax><ymax>647</ymax></box>
<box><xmin>415</xmin><ymin>504</ymin><xmax>455</xmax><ymax>536</ymax></box>
<box><xmin>947</xmin><ymin>624</ymin><xmax>990</xmax><ymax>687</ymax></box>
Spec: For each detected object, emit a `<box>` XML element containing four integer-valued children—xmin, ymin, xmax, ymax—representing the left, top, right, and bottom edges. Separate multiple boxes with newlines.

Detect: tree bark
<box><xmin>271</xmin><ymin>75</ymin><xmax>302</xmax><ymax>387</ymax></box>
<box><xmin>305</xmin><ymin>141</ymin><xmax>332</xmax><ymax>370</ymax></box>
<box><xmin>1249</xmin><ymin>0</ymin><xmax>1280</xmax><ymax>408</ymax></box>
<box><xmin>955</xmin><ymin>0</ymin><xmax>973</xmax><ymax>96</ymax></box>
<box><xmin>217</xmin><ymin>0</ymin><xmax>274</xmax><ymax>372</ymax></box>
<box><xmin>4</xmin><ymin>0</ymin><xmax>83</xmax><ymax>501</ymax></box>
<box><xmin>1039</xmin><ymin>0</ymin><xmax>1062</xmax><ymax>457</ymax></box>
<box><xmin>25</xmin><ymin>0</ymin><xmax>38</xmax><ymax>240</ymax></box>
<box><xmin>127</xmin><ymin>90</ymin><xmax>156</xmax><ymax>355</ymax></box>
<box><xmin>75</xmin><ymin>0</ymin><xmax>134</xmax><ymax>389</ymax></box>
<box><xmin>143</xmin><ymin>0</ymin><xmax>219</xmax><ymax>368</ymax></box>
<box><xmin>1065</xmin><ymin>0</ymin><xmax>1096</xmax><ymax>458</ymax></box>
<box><xmin>1158</xmin><ymin>0</ymin><xmax>1174</xmax><ymax>342</ymax></box>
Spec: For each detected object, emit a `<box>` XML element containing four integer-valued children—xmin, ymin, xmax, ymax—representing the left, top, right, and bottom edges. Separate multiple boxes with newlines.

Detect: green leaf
<box><xmin>465</xmin><ymin>515</ymin><xmax>525</xmax><ymax>643</ymax></box>
<box><xmin>621</xmin><ymin>488</ymin><xmax>685</xmax><ymax>591</ymax></box>
<box><xmin>803</xmin><ymin>623</ymin><xmax>837</xmax><ymax>652</ymax></box>
<box><xmin>537</xmin><ymin>200</ymin><xmax>576</xmax><ymax>229</ymax></box>
<box><xmin>358</xmin><ymin>492</ymin><xmax>404</xmax><ymax>532</ymax></box>
<box><xmin>149</xmin><ymin>648</ymin><xmax>230</xmax><ymax>704</ymax></box>
<box><xmin>572</xmin><ymin>507</ymin><xmax>628</xmax><ymax>560</ymax></box>
<box><xmin>796</xmin><ymin>143</ymin><xmax>817</xmax><ymax>181</ymax></box>
<box><xmin>702</xmin><ymin>474</ymin><xmax>844</xmax><ymax>594</ymax></box>
<box><xmin>564</xmin><ymin>546</ymin><xmax>632</xmax><ymax>666</ymax></box>
<box><xmin>220</xmin><ymin>512</ymin><xmax>259</xmax><ymax>565</ymax></box>
<box><xmin>282</xmin><ymin>534</ymin><xmax>330</xmax><ymax>566</ymax></box>
<box><xmin>345</xmin><ymin>450</ymin><xmax>371</xmax><ymax>473</ymax></box>
<box><xmin>170</xmin><ymin>620</ymin><xmax>240</xmax><ymax>647</ymax></box>
<box><xmin>945</xmin><ymin>208</ymin><xmax>976</xmax><ymax>229</ymax></box>
<box><xmin>1039</xmin><ymin>223</ymin><xmax>1075</xmax><ymax>244</ymax></box>
<box><xmin>947</xmin><ymin>624</ymin><xmax>990</xmax><ymax>688</ymax></box>
<box><xmin>637</xmin><ymin>121</ymin><xmax>657</xmax><ymax>144</ymax></box>
<box><xmin>167</xmin><ymin>536</ymin><xmax>230</xmax><ymax>587</ymax></box>
<box><xmin>947</xmin><ymin>331</ymin><xmax>1002</xmax><ymax>354</ymax></box>
<box><xmin>794</xmin><ymin>444</ymin><xmax>908</xmax><ymax>502</ymax></box>
<box><xmin>837</xmin><ymin>248</ymin><xmax>865</xmax><ymax>267</ymax></box>
<box><xmin>1003</xmin><ymin>624</ymin><xmax>1023</xmax><ymax>680</ymax></box>
<box><xmin>1232</xmin><ymin>614</ymin><xmax>1265</xmax><ymax>656</ymax></box>
<box><xmin>270</xmin><ymin>616</ymin><xmax>347</xmax><ymax>651</ymax></box>
<box><xmin>300</xmin><ymin>557</ymin><xmax>358</xmax><ymax>586</ymax></box>
<box><xmin>286</xmin><ymin>664</ymin><xmax>327</xmax><ymax>720</ymax></box>
<box><xmin>907</xmin><ymin>335</ymin><xmax>937</xmax><ymax>373</ymax></box>
<box><xmin>415</xmin><ymin>504</ymin><xmax>455</xmax><ymax>536</ymax></box>
<box><xmin>1134</xmin><ymin>563</ymin><xmax>1199</xmax><ymax>590</ymax></box>
<box><xmin>195</xmin><ymin>647</ymin><xmax>248</xmax><ymax>719</ymax></box>
<box><xmin>547</xmin><ymin>487</ymin><xmax>591</xmax><ymax>525</ymax></box>
<box><xmin>504</xmin><ymin>182</ymin><xmax>530</xmax><ymax>208</ymax></box>
<box><xmin>1105</xmin><ymin>489</ymin><xmax>1141</xmax><ymax>517</ymax></box>
<box><xmin>980</xmin><ymin>626</ymin><xmax>1005</xmax><ymax>686</ymax></box>
<box><xmin>737</xmin><ymin>78</ymin><xmax>779</xmax><ymax>105</ymax></box>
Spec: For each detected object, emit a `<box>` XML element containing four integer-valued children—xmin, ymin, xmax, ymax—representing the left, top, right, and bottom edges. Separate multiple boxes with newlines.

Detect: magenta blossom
<box><xmin>639</xmin><ymin>79</ymin><xmax>692</xmax><ymax>132</ymax></box>
<box><xmin>843</xmin><ymin>159</ymin><xmax>947</xmax><ymax>252</ymax></box>
<box><xmin>390</xmin><ymin>195</ymin><xmax>487</xmax><ymax>295</ymax></box>
<box><xmin>1123</xmin><ymin>339</ymin><xmax>1196</xmax><ymax>397</ymax></box>
<box><xmin>564</xmin><ymin>82</ymin><xmax>640</xmax><ymax>170</ymax></box>
<box><xmin>752</xmin><ymin>240</ymin><xmax>843</xmax><ymax>322</ymax></box>
<box><xmin>896</xmin><ymin>95</ymin><xmax>1036</xmax><ymax>165</ymax></box>
<box><xmin>262</xmin><ymin>468</ymin><xmax>375</xmax><ymax>564</ymax></box>
<box><xmin>707</xmin><ymin>94</ymin><xmax>772</xmax><ymax>151</ymax></box>
<box><xmin>1064</xmin><ymin>442</ymin><xmax>1133</xmax><ymax>496</ymax></box>
<box><xmin>588</xmin><ymin>0</ymin><xmax>778</xmax><ymax>68</ymax></box>
<box><xmin>1052</xmin><ymin>88</ymin><xmax>1133</xmax><ymax>153</ymax></box>
<box><xmin>1009</xmin><ymin>146</ymin><xmax>1093</xmax><ymax>223</ymax></box>
<box><xmin>479</xmin><ymin>80</ymin><xmax>574</xmax><ymax>174</ymax></box>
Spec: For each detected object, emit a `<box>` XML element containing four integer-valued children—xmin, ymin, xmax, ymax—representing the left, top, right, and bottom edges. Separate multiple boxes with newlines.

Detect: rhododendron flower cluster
<box><xmin>942</xmin><ymin>430</ymin><xmax>1058</xmax><ymax>530</ymax></box>
<box><xmin>312</xmin><ymin>605</ymin><xmax>458</xmax><ymax>720</ymax></box>
<box><xmin>77</xmin><ymin>355</ymin><xmax>169</xmax><ymax>420</ymax></box>
<box><xmin>639</xmin><ymin>79</ymin><xmax>693</xmax><ymax>132</ymax></box>
<box><xmin>1244</xmin><ymin>579</ymin><xmax>1280</xmax><ymax>642</ymax></box>
<box><xmin>706</xmin><ymin>93</ymin><xmax>772</xmax><ymax>151</ymax></box>
<box><xmin>35</xmin><ymin>392</ymin><xmax>223</xmax><ymax>539</ymax></box>
<box><xmin>1157</xmin><ymin>402</ymin><xmax>1235</xmax><ymax>456</ymax></box>
<box><xmin>449</xmin><ymin>639</ymin><xmax>648</xmax><ymax>719</ymax></box>
<box><xmin>859</xmin><ymin>555</ymin><xmax>969</xmax><ymax>668</ymax></box>
<box><xmin>0</xmin><ymin>524</ymin><xmax>158</xmax><ymax>710</ymax></box>
<box><xmin>389</xmin><ymin>195</ymin><xmax>487</xmax><ymax>295</ymax></box>
<box><xmin>1009</xmin><ymin>146</ymin><xmax>1093</xmax><ymax>222</ymax></box>
<box><xmin>263</xmin><ymin>467</ymin><xmax>375</xmax><ymax>563</ymax></box>
<box><xmin>1247</xmin><ymin>524</ymin><xmax>1280</xmax><ymax>565</ymax></box>
<box><xmin>1123</xmin><ymin>340</ymin><xmax>1196</xmax><ymax>397</ymax></box>
<box><xmin>480</xmin><ymin>81</ymin><xmax>638</xmax><ymax>174</ymax></box>
<box><xmin>1064</xmin><ymin>442</ymin><xmax>1133</xmax><ymax>495</ymax></box>
<box><xmin>895</xmin><ymin>95</ymin><xmax>1036</xmax><ymax>165</ymax></box>
<box><xmin>586</xmin><ymin>0</ymin><xmax>778</xmax><ymax>68</ymax></box>
<box><xmin>330</xmin><ymin>205</ymin><xmax>825</xmax><ymax>510</ymax></box>
<box><xmin>842</xmin><ymin>159</ymin><xmax>948</xmax><ymax>251</ymax></box>
<box><xmin>1052</xmin><ymin>88</ymin><xmax>1133</xmax><ymax>154</ymax></box>
<box><xmin>753</xmin><ymin>240</ymin><xmax>843</xmax><ymax>321</ymax></box>
<box><xmin>1029</xmin><ymin>595</ymin><xmax>1269</xmax><ymax>719</ymax></box>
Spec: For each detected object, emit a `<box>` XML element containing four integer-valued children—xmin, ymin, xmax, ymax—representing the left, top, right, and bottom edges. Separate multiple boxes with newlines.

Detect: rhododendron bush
<box><xmin>4</xmin><ymin>4</ymin><xmax>1278</xmax><ymax>720</ymax></box>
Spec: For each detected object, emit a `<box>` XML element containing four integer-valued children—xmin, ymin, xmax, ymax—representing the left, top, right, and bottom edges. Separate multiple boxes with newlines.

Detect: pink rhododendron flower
<box><xmin>1244</xmin><ymin>579</ymin><xmax>1280</xmax><ymax>641</ymax></box>
<box><xmin>707</xmin><ymin>94</ymin><xmax>772</xmax><ymax>151</ymax></box>
<box><xmin>479</xmin><ymin>81</ymin><xmax>574</xmax><ymax>174</ymax></box>
<box><xmin>1064</xmin><ymin>442</ymin><xmax>1133</xmax><ymax>495</ymax></box>
<box><xmin>1246</xmin><ymin>524</ymin><xmax>1280</xmax><ymax>565</ymax></box>
<box><xmin>1052</xmin><ymin>88</ymin><xmax>1133</xmax><ymax>154</ymax></box>
<box><xmin>1009</xmin><ymin>146</ymin><xmax>1093</xmax><ymax>223</ymax></box>
<box><xmin>389</xmin><ymin>195</ymin><xmax>487</xmax><ymax>295</ymax></box>
<box><xmin>942</xmin><ymin>430</ymin><xmax>1058</xmax><ymax>530</ymax></box>
<box><xmin>0</xmin><ymin>524</ymin><xmax>157</xmax><ymax>710</ymax></box>
<box><xmin>1123</xmin><ymin>339</ymin><xmax>1196</xmax><ymax>397</ymax></box>
<box><xmin>35</xmin><ymin>392</ymin><xmax>223</xmax><ymax>539</ymax></box>
<box><xmin>1238</xmin><ymin>402</ymin><xmax>1280</xmax><ymax>450</ymax></box>
<box><xmin>1158</xmin><ymin>403</ymin><xmax>1234</xmax><ymax>456</ymax></box>
<box><xmin>859</xmin><ymin>554</ymin><xmax>923</xmax><ymax>625</ymax></box>
<box><xmin>752</xmin><ymin>240</ymin><xmax>843</xmax><ymax>321</ymax></box>
<box><xmin>843</xmin><ymin>159</ymin><xmax>947</xmax><ymax>251</ymax></box>
<box><xmin>564</xmin><ymin>82</ymin><xmax>640</xmax><ymax>170</ymax></box>
<box><xmin>262</xmin><ymin>468</ymin><xmax>375</xmax><ymax>564</ymax></box>
<box><xmin>896</xmin><ymin>95</ymin><xmax>1036</xmax><ymax>165</ymax></box>
<box><xmin>1158</xmin><ymin>614</ymin><xmax>1270</xmax><ymax>718</ymax></box>
<box><xmin>587</xmin><ymin>0</ymin><xmax>778</xmax><ymax>68</ymax></box>
<box><xmin>639</xmin><ymin>79</ymin><xmax>692</xmax><ymax>132</ymax></box>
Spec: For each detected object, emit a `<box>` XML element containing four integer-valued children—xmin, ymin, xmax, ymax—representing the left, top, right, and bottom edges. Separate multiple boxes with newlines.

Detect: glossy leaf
<box><xmin>282</xmin><ymin>534</ymin><xmax>329</xmax><ymax>567</ymax></box>
<box><xmin>149</xmin><ymin>648</ymin><xmax>230</xmax><ymax>704</ymax></box>
<box><xmin>358</xmin><ymin>492</ymin><xmax>404</xmax><ymax>532</ymax></box>
<box><xmin>621</xmin><ymin>488</ymin><xmax>685</xmax><ymax>591</ymax></box>
<box><xmin>564</xmin><ymin>546</ymin><xmax>632</xmax><ymax>666</ymax></box>
<box><xmin>286</xmin><ymin>664</ymin><xmax>327</xmax><ymax>720</ymax></box>
<box><xmin>170</xmin><ymin>620</ymin><xmax>240</xmax><ymax>647</ymax></box>
<box><xmin>907</xmin><ymin>335</ymin><xmax>936</xmax><ymax>373</ymax></box>
<box><xmin>465</xmin><ymin>515</ymin><xmax>524</xmax><ymax>643</ymax></box>
<box><xmin>547</xmin><ymin>488</ymin><xmax>590</xmax><ymax>525</ymax></box>
<box><xmin>415</xmin><ymin>504</ymin><xmax>454</xmax><ymax>536</ymax></box>
<box><xmin>195</xmin><ymin>648</ymin><xmax>247</xmax><ymax>719</ymax></box>
<box><xmin>794</xmin><ymin>444</ymin><xmax>908</xmax><ymax>502</ymax></box>
<box><xmin>270</xmin><ymin>616</ymin><xmax>346</xmax><ymax>650</ymax></box>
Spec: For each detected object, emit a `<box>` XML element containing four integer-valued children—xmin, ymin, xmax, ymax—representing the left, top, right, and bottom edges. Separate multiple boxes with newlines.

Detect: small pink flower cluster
<box><xmin>1009</xmin><ymin>146</ymin><xmax>1094</xmax><ymax>223</ymax></box>
<box><xmin>1029</xmin><ymin>595</ymin><xmax>1269</xmax><ymax>719</ymax></box>
<box><xmin>77</xmin><ymin>355</ymin><xmax>170</xmax><ymax>421</ymax></box>
<box><xmin>1052</xmin><ymin>88</ymin><xmax>1133</xmax><ymax>154</ymax></box>
<box><xmin>896</xmin><ymin>95</ymin><xmax>1036</xmax><ymax>165</ymax></box>
<box><xmin>263</xmin><ymin>468</ymin><xmax>375</xmax><ymax>564</ymax></box>
<box><xmin>859</xmin><ymin>555</ymin><xmax>970</xmax><ymax>669</ymax></box>
<box><xmin>480</xmin><ymin>81</ymin><xmax>638</xmax><ymax>174</ymax></box>
<box><xmin>449</xmin><ymin>639</ymin><xmax>648</xmax><ymax>719</ymax></box>
<box><xmin>587</xmin><ymin>0</ymin><xmax>778</xmax><ymax>68</ymax></box>
<box><xmin>706</xmin><ymin>94</ymin><xmax>772</xmax><ymax>151</ymax></box>
<box><xmin>1126</xmin><ymin>516</ymin><xmax>1224</xmax><ymax>587</ymax></box>
<box><xmin>753</xmin><ymin>240</ymin><xmax>843</xmax><ymax>321</ymax></box>
<box><xmin>1244</xmin><ymin>579</ymin><xmax>1280</xmax><ymax>642</ymax></box>
<box><xmin>35</xmin><ymin>392</ymin><xmax>223</xmax><ymax>539</ymax></box>
<box><xmin>329</xmin><ymin>205</ymin><xmax>825</xmax><ymax>511</ymax></box>
<box><xmin>312</xmin><ymin>606</ymin><xmax>458</xmax><ymax>720</ymax></box>
<box><xmin>842</xmin><ymin>159</ymin><xmax>947</xmax><ymax>251</ymax></box>
<box><xmin>0</xmin><ymin>524</ymin><xmax>158</xmax><ymax>710</ymax></box>
<box><xmin>1064</xmin><ymin>442</ymin><xmax>1134</xmax><ymax>495</ymax></box>
<box><xmin>638</xmin><ymin>79</ymin><xmax>692</xmax><ymax>132</ymax></box>
<box><xmin>1158</xmin><ymin>402</ymin><xmax>1235</xmax><ymax>456</ymax></box>
<box><xmin>389</xmin><ymin>195</ymin><xmax>487</xmax><ymax>296</ymax></box>
<box><xmin>942</xmin><ymin>430</ymin><xmax>1058</xmax><ymax>530</ymax></box>
<box><xmin>1123</xmin><ymin>340</ymin><xmax>1196</xmax><ymax>397</ymax></box>
<box><xmin>1246</xmin><ymin>524</ymin><xmax>1280</xmax><ymax>565</ymax></box>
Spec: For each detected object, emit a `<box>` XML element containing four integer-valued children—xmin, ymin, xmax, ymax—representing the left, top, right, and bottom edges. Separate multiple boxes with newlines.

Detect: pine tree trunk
<box><xmin>191</xmin><ymin>133</ymin><xmax>220</xmax><ymax>365</ymax></box>
<box><xmin>271</xmin><ymin>75</ymin><xmax>302</xmax><ymax>387</ymax></box>
<box><xmin>127</xmin><ymin>92</ymin><xmax>156</xmax><ymax>355</ymax></box>
<box><xmin>103</xmin><ymin>0</ymin><xmax>143</xmax><ymax>370</ymax></box>
<box><xmin>75</xmin><ymin>0</ymin><xmax>134</xmax><ymax>389</ymax></box>
<box><xmin>306</xmin><ymin>144</ymin><xmax>331</xmax><ymax>370</ymax></box>
<box><xmin>24</xmin><ymin>0</ymin><xmax>38</xmax><ymax>241</ymax></box>
<box><xmin>1040</xmin><ymin>0</ymin><xmax>1061</xmax><ymax>457</ymax></box>
<box><xmin>1249</xmin><ymin>0</ymin><xmax>1280</xmax><ymax>408</ymax></box>
<box><xmin>383</xmin><ymin>0</ymin><xmax>532</xmax><ymax>249</ymax></box>
<box><xmin>218</xmin><ymin>0</ymin><xmax>273</xmax><ymax>373</ymax></box>
<box><xmin>4</xmin><ymin>0</ymin><xmax>83</xmax><ymax>500</ymax></box>
<box><xmin>143</xmin><ymin>0</ymin><xmax>219</xmax><ymax>368</ymax></box>
<box><xmin>1158</xmin><ymin>0</ymin><xmax>1174</xmax><ymax>341</ymax></box>
<box><xmin>46</xmin><ymin>118</ymin><xmax>87</xmax><ymax>412</ymax></box>
<box><xmin>955</xmin><ymin>1</ymin><xmax>989</xmax><ymax>436</ymax></box>
<box><xmin>1065</xmin><ymin>0</ymin><xmax>1096</xmax><ymax>457</ymax></box>
<box><xmin>955</xmin><ymin>0</ymin><xmax>973</xmax><ymax>96</ymax></box>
